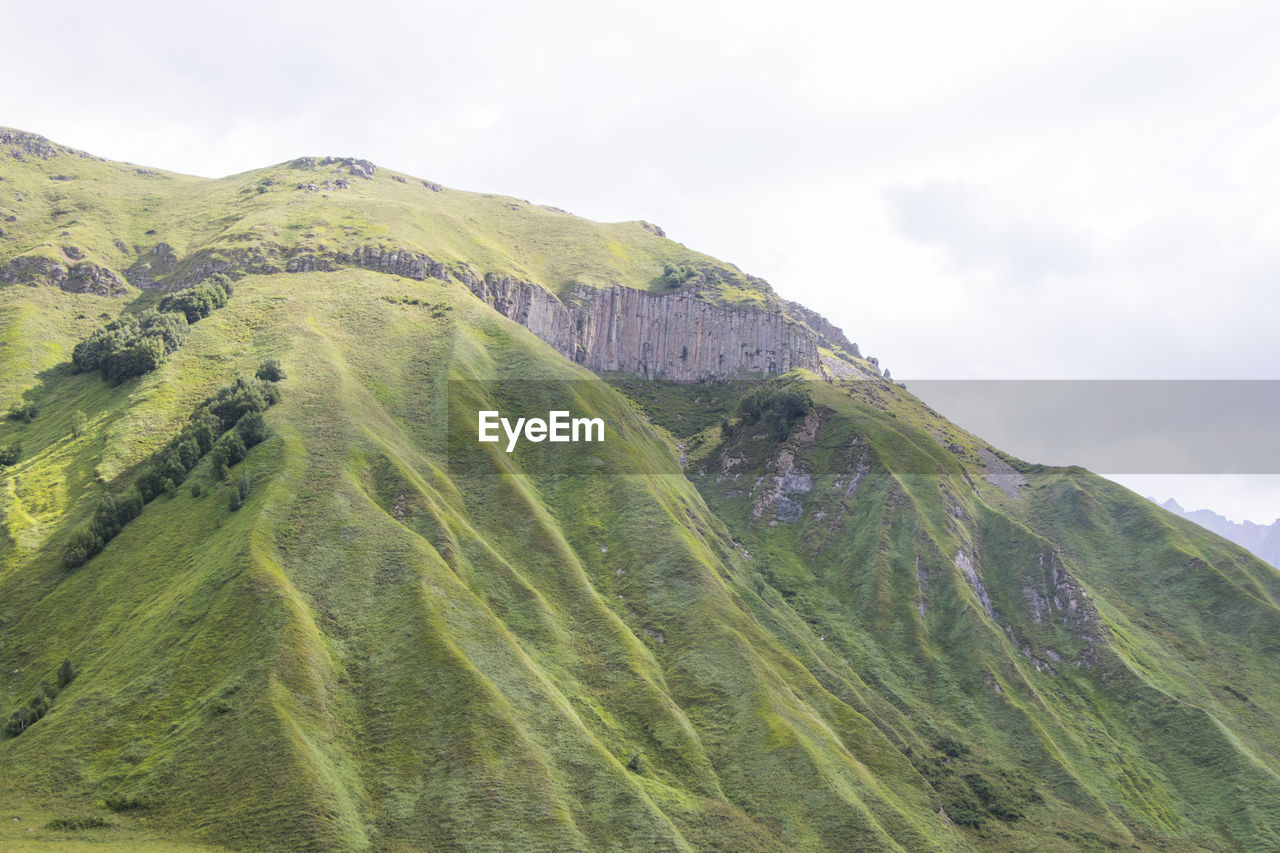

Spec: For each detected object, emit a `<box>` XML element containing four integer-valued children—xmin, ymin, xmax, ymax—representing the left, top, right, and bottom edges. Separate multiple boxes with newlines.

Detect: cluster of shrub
<box><xmin>730</xmin><ymin>386</ymin><xmax>814</xmax><ymax>441</ymax></box>
<box><xmin>660</xmin><ymin>263</ymin><xmax>700</xmax><ymax>289</ymax></box>
<box><xmin>156</xmin><ymin>276</ymin><xmax>232</xmax><ymax>323</ymax></box>
<box><xmin>6</xmin><ymin>402</ymin><xmax>38</xmax><ymax>422</ymax></box>
<box><xmin>70</xmin><ymin>276</ymin><xmax>232</xmax><ymax>385</ymax></box>
<box><xmin>0</xmin><ymin>443</ymin><xmax>19</xmax><ymax>467</ymax></box>
<box><xmin>4</xmin><ymin>659</ymin><xmax>76</xmax><ymax>737</ymax></box>
<box><xmin>62</xmin><ymin>367</ymin><xmax>280</xmax><ymax>570</ymax></box>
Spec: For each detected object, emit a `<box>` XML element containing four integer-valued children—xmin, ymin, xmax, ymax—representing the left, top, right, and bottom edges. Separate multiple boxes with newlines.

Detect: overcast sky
<box><xmin>3</xmin><ymin>0</ymin><xmax>1278</xmax><ymax>521</ymax></box>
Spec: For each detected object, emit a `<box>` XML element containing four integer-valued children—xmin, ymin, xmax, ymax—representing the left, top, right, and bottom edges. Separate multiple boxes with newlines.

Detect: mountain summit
<box><xmin>2</xmin><ymin>129</ymin><xmax>1279</xmax><ymax>852</ymax></box>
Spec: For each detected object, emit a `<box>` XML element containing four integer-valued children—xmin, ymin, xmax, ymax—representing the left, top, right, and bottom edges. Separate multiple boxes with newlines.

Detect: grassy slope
<box><xmin>658</xmin><ymin>375</ymin><xmax>1280</xmax><ymax>851</ymax></box>
<box><xmin>0</xmin><ymin>129</ymin><xmax>782</xmax><ymax>311</ymax></box>
<box><xmin>1</xmin><ymin>131</ymin><xmax>1278</xmax><ymax>851</ymax></box>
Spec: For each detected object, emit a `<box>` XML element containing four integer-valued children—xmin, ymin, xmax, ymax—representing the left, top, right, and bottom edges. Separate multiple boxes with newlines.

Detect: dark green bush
<box><xmin>62</xmin><ymin>527</ymin><xmax>104</xmax><ymax>569</ymax></box>
<box><xmin>6</xmin><ymin>402</ymin><xmax>38</xmax><ymax>422</ymax></box>
<box><xmin>176</xmin><ymin>438</ymin><xmax>200</xmax><ymax>471</ymax></box>
<box><xmin>4</xmin><ymin>705</ymin><xmax>36</xmax><ymax>736</ymax></box>
<box><xmin>56</xmin><ymin>659</ymin><xmax>78</xmax><ymax>689</ymax></box>
<box><xmin>235</xmin><ymin>411</ymin><xmax>267</xmax><ymax>447</ymax></box>
<box><xmin>0</xmin><ymin>443</ymin><xmax>20</xmax><ymax>466</ymax></box>
<box><xmin>255</xmin><ymin>357</ymin><xmax>285</xmax><ymax>382</ymax></box>
<box><xmin>206</xmin><ymin>377</ymin><xmax>269</xmax><ymax>431</ymax></box>
<box><xmin>660</xmin><ymin>263</ymin><xmax>698</xmax><ymax>289</ymax></box>
<box><xmin>3</xmin><ymin>668</ymin><xmax>70</xmax><ymax>738</ymax></box>
<box><xmin>157</xmin><ymin>276</ymin><xmax>230</xmax><ymax>324</ymax></box>
<box><xmin>737</xmin><ymin>386</ymin><xmax>813</xmax><ymax>440</ymax></box>
<box><xmin>29</xmin><ymin>681</ymin><xmax>57</xmax><ymax>718</ymax></box>
<box><xmin>72</xmin><ymin>311</ymin><xmax>189</xmax><ymax>385</ymax></box>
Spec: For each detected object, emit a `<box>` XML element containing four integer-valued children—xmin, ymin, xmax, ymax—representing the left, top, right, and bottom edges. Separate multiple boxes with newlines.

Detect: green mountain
<box><xmin>2</xmin><ymin>127</ymin><xmax>1279</xmax><ymax>852</ymax></box>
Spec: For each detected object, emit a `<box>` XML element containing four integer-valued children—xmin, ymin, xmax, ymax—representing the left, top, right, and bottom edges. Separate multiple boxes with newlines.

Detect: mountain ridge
<box><xmin>2</xmin><ymin>129</ymin><xmax>1279</xmax><ymax>852</ymax></box>
<box><xmin>1154</xmin><ymin>497</ymin><xmax>1280</xmax><ymax>568</ymax></box>
<box><xmin>0</xmin><ymin>126</ymin><xmax>875</xmax><ymax>383</ymax></box>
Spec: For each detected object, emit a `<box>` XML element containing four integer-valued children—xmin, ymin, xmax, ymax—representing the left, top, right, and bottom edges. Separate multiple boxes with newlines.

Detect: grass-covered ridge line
<box><xmin>0</xmin><ymin>126</ymin><xmax>874</xmax><ymax>378</ymax></box>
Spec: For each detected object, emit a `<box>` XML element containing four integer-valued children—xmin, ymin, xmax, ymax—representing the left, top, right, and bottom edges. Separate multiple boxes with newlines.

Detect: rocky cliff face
<box><xmin>570</xmin><ymin>284</ymin><xmax>821</xmax><ymax>380</ymax></box>
<box><xmin>465</xmin><ymin>274</ymin><xmax>824</xmax><ymax>381</ymax></box>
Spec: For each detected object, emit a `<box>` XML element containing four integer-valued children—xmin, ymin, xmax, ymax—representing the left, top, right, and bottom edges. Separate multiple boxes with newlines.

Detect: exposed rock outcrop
<box><xmin>1</xmin><ymin>129</ymin><xmax>68</xmax><ymax>161</ymax></box>
<box><xmin>0</xmin><ymin>254</ymin><xmax>126</xmax><ymax>296</ymax></box>
<box><xmin>349</xmin><ymin>245</ymin><xmax>449</xmax><ymax>281</ymax></box>
<box><xmin>467</xmin><ymin>274</ymin><xmax>578</xmax><ymax>354</ymax></box>
<box><xmin>785</xmin><ymin>298</ymin><xmax>860</xmax><ymax>359</ymax></box>
<box><xmin>290</xmin><ymin>156</ymin><xmax>376</xmax><ymax>178</ymax></box>
<box><xmin>978</xmin><ymin>447</ymin><xmax>1028</xmax><ymax>500</ymax></box>
<box><xmin>125</xmin><ymin>242</ymin><xmax>179</xmax><ymax>287</ymax></box>
<box><xmin>463</xmin><ymin>275</ymin><xmax>824</xmax><ymax>381</ymax></box>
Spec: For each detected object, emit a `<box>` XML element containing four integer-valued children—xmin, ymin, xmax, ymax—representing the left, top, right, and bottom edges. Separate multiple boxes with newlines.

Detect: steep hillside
<box><xmin>2</xmin><ymin>130</ymin><xmax>1279</xmax><ymax>852</ymax></box>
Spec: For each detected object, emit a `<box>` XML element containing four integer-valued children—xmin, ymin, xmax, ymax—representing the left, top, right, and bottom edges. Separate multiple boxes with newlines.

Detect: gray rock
<box><xmin>0</xmin><ymin>254</ymin><xmax>126</xmax><ymax>296</ymax></box>
<box><xmin>0</xmin><ymin>129</ymin><xmax>64</xmax><ymax>160</ymax></box>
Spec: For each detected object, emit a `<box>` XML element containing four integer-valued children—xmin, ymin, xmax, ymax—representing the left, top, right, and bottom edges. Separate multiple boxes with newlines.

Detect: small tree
<box><xmin>209</xmin><ymin>444</ymin><xmax>231</xmax><ymax>481</ymax></box>
<box><xmin>255</xmin><ymin>358</ymin><xmax>285</xmax><ymax>382</ymax></box>
<box><xmin>4</xmin><ymin>706</ymin><xmax>36</xmax><ymax>736</ymax></box>
<box><xmin>235</xmin><ymin>411</ymin><xmax>267</xmax><ymax>447</ymax></box>
<box><xmin>72</xmin><ymin>409</ymin><xmax>87</xmax><ymax>438</ymax></box>
<box><xmin>56</xmin><ymin>659</ymin><xmax>78</xmax><ymax>689</ymax></box>
<box><xmin>62</xmin><ymin>527</ymin><xmax>103</xmax><ymax>569</ymax></box>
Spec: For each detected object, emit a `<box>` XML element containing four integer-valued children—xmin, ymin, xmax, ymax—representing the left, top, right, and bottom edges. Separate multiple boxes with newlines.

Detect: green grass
<box><xmin>2</xmin><ymin>129</ymin><xmax>1279</xmax><ymax>851</ymax></box>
